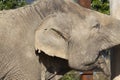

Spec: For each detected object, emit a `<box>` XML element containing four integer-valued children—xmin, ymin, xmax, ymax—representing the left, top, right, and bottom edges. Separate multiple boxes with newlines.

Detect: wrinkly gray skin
<box><xmin>0</xmin><ymin>0</ymin><xmax>72</xmax><ymax>80</ymax></box>
<box><xmin>35</xmin><ymin>12</ymin><xmax>111</xmax><ymax>77</ymax></box>
<box><xmin>0</xmin><ymin>0</ymin><xmax>120</xmax><ymax>79</ymax></box>
<box><xmin>35</xmin><ymin>1</ymin><xmax>120</xmax><ymax>78</ymax></box>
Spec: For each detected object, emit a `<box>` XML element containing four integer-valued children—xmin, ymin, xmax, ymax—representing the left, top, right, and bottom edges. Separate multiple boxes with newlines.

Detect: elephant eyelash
<box><xmin>92</xmin><ymin>23</ymin><xmax>101</xmax><ymax>29</ymax></box>
<box><xmin>51</xmin><ymin>28</ymin><xmax>67</xmax><ymax>41</ymax></box>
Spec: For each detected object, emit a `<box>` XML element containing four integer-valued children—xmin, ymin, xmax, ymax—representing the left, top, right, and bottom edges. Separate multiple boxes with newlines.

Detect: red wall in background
<box><xmin>78</xmin><ymin>0</ymin><xmax>91</xmax><ymax>8</ymax></box>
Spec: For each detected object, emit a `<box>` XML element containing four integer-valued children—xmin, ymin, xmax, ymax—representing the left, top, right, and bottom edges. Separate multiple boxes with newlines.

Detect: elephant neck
<box><xmin>30</xmin><ymin>0</ymin><xmax>67</xmax><ymax>19</ymax></box>
<box><xmin>8</xmin><ymin>0</ymin><xmax>69</xmax><ymax>51</ymax></box>
<box><xmin>15</xmin><ymin>0</ymin><xmax>68</xmax><ymax>31</ymax></box>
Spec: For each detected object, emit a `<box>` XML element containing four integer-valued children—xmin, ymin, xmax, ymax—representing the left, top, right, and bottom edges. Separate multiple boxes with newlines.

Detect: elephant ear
<box><xmin>35</xmin><ymin>14</ymin><xmax>70</xmax><ymax>59</ymax></box>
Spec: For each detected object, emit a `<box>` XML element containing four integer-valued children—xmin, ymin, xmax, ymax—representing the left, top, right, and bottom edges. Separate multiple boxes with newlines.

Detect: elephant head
<box><xmin>35</xmin><ymin>3</ymin><xmax>120</xmax><ymax>73</ymax></box>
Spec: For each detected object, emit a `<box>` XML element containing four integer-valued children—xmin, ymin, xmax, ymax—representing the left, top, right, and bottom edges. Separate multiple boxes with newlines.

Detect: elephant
<box><xmin>0</xmin><ymin>0</ymin><xmax>120</xmax><ymax>80</ymax></box>
<box><xmin>0</xmin><ymin>0</ymin><xmax>73</xmax><ymax>79</ymax></box>
<box><xmin>35</xmin><ymin>12</ymin><xmax>111</xmax><ymax>77</ymax></box>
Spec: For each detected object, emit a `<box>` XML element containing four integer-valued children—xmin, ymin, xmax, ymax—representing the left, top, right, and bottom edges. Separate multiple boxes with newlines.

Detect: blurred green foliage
<box><xmin>73</xmin><ymin>0</ymin><xmax>110</xmax><ymax>14</ymax></box>
<box><xmin>61</xmin><ymin>71</ymin><xmax>80</xmax><ymax>80</ymax></box>
<box><xmin>91</xmin><ymin>0</ymin><xmax>110</xmax><ymax>14</ymax></box>
<box><xmin>0</xmin><ymin>0</ymin><xmax>26</xmax><ymax>10</ymax></box>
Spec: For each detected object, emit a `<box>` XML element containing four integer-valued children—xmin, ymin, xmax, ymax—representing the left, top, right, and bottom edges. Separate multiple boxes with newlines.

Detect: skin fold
<box><xmin>0</xmin><ymin>0</ymin><xmax>120</xmax><ymax>80</ymax></box>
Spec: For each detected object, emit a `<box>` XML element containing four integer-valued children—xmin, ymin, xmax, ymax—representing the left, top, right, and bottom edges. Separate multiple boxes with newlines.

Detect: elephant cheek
<box><xmin>68</xmin><ymin>51</ymin><xmax>85</xmax><ymax>70</ymax></box>
<box><xmin>68</xmin><ymin>49</ymin><xmax>98</xmax><ymax>70</ymax></box>
<box><xmin>68</xmin><ymin>52</ymin><xmax>80</xmax><ymax>69</ymax></box>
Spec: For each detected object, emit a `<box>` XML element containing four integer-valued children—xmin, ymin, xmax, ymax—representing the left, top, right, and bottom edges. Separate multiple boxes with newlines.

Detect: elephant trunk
<box><xmin>100</xmin><ymin>16</ymin><xmax>120</xmax><ymax>50</ymax></box>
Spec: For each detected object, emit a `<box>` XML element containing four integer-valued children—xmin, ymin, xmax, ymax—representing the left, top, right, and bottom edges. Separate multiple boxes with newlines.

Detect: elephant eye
<box><xmin>92</xmin><ymin>23</ymin><xmax>101</xmax><ymax>29</ymax></box>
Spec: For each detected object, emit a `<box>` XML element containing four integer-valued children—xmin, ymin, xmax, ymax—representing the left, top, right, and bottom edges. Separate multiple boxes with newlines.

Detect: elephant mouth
<box><xmin>35</xmin><ymin>50</ymin><xmax>71</xmax><ymax>75</ymax></box>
